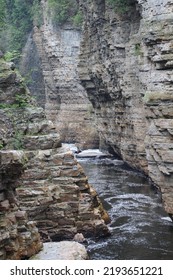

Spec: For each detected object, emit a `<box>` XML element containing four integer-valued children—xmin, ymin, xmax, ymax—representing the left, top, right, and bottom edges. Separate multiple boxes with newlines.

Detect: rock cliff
<box><xmin>0</xmin><ymin>150</ymin><xmax>42</xmax><ymax>259</ymax></box>
<box><xmin>20</xmin><ymin>0</ymin><xmax>99</xmax><ymax>150</ymax></box>
<box><xmin>0</xmin><ymin>58</ymin><xmax>109</xmax><ymax>259</ymax></box>
<box><xmin>0</xmin><ymin>58</ymin><xmax>43</xmax><ymax>259</ymax></box>
<box><xmin>78</xmin><ymin>0</ymin><xmax>173</xmax><ymax>217</ymax></box>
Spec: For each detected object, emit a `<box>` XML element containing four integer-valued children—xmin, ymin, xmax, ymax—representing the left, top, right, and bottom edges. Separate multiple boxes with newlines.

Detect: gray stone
<box><xmin>32</xmin><ymin>241</ymin><xmax>88</xmax><ymax>260</ymax></box>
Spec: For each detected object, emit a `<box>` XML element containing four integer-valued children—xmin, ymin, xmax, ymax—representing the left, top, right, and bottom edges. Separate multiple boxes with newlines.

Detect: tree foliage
<box><xmin>48</xmin><ymin>0</ymin><xmax>79</xmax><ymax>25</ymax></box>
<box><xmin>8</xmin><ymin>0</ymin><xmax>33</xmax><ymax>52</ymax></box>
<box><xmin>107</xmin><ymin>0</ymin><xmax>136</xmax><ymax>13</ymax></box>
<box><xmin>0</xmin><ymin>0</ymin><xmax>42</xmax><ymax>54</ymax></box>
<box><xmin>0</xmin><ymin>0</ymin><xmax>81</xmax><ymax>55</ymax></box>
<box><xmin>31</xmin><ymin>0</ymin><xmax>43</xmax><ymax>27</ymax></box>
<box><xmin>0</xmin><ymin>0</ymin><xmax>6</xmax><ymax>28</ymax></box>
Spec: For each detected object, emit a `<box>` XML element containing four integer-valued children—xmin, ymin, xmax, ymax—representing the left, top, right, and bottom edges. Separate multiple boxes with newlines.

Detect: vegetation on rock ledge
<box><xmin>107</xmin><ymin>0</ymin><xmax>137</xmax><ymax>13</ymax></box>
<box><xmin>48</xmin><ymin>0</ymin><xmax>82</xmax><ymax>26</ymax></box>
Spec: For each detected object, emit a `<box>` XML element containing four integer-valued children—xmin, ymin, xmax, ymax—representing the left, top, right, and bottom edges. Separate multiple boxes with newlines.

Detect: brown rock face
<box><xmin>0</xmin><ymin>150</ymin><xmax>42</xmax><ymax>260</ymax></box>
<box><xmin>0</xmin><ymin>58</ymin><xmax>109</xmax><ymax>258</ymax></box>
<box><xmin>19</xmin><ymin>0</ymin><xmax>99</xmax><ymax>150</ymax></box>
<box><xmin>78</xmin><ymin>0</ymin><xmax>173</xmax><ymax>216</ymax></box>
<box><xmin>17</xmin><ymin>144</ymin><xmax>109</xmax><ymax>241</ymax></box>
<box><xmin>0</xmin><ymin>60</ymin><xmax>43</xmax><ymax>259</ymax></box>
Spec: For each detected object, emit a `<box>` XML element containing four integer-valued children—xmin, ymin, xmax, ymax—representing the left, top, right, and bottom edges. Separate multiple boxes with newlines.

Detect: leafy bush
<box><xmin>73</xmin><ymin>11</ymin><xmax>83</xmax><ymax>27</ymax></box>
<box><xmin>4</xmin><ymin>50</ymin><xmax>21</xmax><ymax>62</ymax></box>
<box><xmin>15</xmin><ymin>94</ymin><xmax>28</xmax><ymax>108</ymax></box>
<box><xmin>107</xmin><ymin>0</ymin><xmax>136</xmax><ymax>13</ymax></box>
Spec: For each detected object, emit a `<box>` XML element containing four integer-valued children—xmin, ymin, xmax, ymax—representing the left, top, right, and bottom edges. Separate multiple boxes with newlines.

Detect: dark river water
<box><xmin>79</xmin><ymin>157</ymin><xmax>173</xmax><ymax>260</ymax></box>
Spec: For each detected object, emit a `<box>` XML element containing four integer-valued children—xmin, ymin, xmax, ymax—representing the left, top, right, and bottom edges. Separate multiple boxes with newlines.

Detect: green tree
<box><xmin>8</xmin><ymin>0</ymin><xmax>33</xmax><ymax>52</ymax></box>
<box><xmin>0</xmin><ymin>0</ymin><xmax>42</xmax><ymax>54</ymax></box>
<box><xmin>0</xmin><ymin>0</ymin><xmax>6</xmax><ymax>28</ymax></box>
<box><xmin>48</xmin><ymin>0</ymin><xmax>79</xmax><ymax>25</ymax></box>
<box><xmin>31</xmin><ymin>0</ymin><xmax>43</xmax><ymax>27</ymax></box>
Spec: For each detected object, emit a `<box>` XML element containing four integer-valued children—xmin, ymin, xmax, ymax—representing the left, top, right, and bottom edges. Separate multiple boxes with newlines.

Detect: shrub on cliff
<box><xmin>107</xmin><ymin>0</ymin><xmax>136</xmax><ymax>13</ymax></box>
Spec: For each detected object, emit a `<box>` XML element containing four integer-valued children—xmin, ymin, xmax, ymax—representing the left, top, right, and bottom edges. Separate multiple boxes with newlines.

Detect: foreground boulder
<box><xmin>32</xmin><ymin>241</ymin><xmax>88</xmax><ymax>260</ymax></box>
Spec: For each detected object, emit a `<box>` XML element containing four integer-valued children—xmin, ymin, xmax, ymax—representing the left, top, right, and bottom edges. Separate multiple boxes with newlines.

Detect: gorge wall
<box><xmin>20</xmin><ymin>0</ymin><xmax>99</xmax><ymax>150</ymax></box>
<box><xmin>78</xmin><ymin>0</ymin><xmax>173</xmax><ymax>217</ymax></box>
<box><xmin>0</xmin><ymin>58</ymin><xmax>109</xmax><ymax>259</ymax></box>
<box><xmin>0</xmin><ymin>59</ymin><xmax>42</xmax><ymax>259</ymax></box>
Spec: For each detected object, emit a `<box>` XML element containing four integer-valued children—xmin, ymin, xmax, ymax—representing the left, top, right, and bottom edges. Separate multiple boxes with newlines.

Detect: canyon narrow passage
<box><xmin>79</xmin><ymin>156</ymin><xmax>173</xmax><ymax>260</ymax></box>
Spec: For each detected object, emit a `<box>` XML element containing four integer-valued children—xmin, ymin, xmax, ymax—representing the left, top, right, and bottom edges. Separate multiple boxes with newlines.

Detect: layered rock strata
<box><xmin>20</xmin><ymin>0</ymin><xmax>99</xmax><ymax>150</ymax></box>
<box><xmin>78</xmin><ymin>0</ymin><xmax>173</xmax><ymax>216</ymax></box>
<box><xmin>0</xmin><ymin>150</ymin><xmax>42</xmax><ymax>260</ymax></box>
<box><xmin>0</xmin><ymin>58</ymin><xmax>109</xmax><ymax>257</ymax></box>
<box><xmin>17</xmin><ymin>143</ymin><xmax>109</xmax><ymax>241</ymax></box>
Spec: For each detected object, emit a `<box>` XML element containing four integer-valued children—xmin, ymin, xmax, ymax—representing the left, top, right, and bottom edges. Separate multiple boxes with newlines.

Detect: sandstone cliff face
<box><xmin>20</xmin><ymin>0</ymin><xmax>99</xmax><ymax>150</ymax></box>
<box><xmin>0</xmin><ymin>58</ymin><xmax>109</xmax><ymax>259</ymax></box>
<box><xmin>78</xmin><ymin>0</ymin><xmax>173</xmax><ymax>217</ymax></box>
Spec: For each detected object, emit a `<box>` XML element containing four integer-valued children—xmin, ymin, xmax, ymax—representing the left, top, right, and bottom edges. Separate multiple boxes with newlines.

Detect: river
<box><xmin>78</xmin><ymin>156</ymin><xmax>173</xmax><ymax>260</ymax></box>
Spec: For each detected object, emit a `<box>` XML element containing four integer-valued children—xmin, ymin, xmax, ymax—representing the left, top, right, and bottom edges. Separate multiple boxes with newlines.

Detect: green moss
<box><xmin>134</xmin><ymin>43</ymin><xmax>142</xmax><ymax>56</ymax></box>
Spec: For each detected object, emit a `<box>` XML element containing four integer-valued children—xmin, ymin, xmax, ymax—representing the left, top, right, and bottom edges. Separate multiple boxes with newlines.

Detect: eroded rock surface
<box><xmin>78</xmin><ymin>0</ymin><xmax>173</xmax><ymax>216</ymax></box>
<box><xmin>0</xmin><ymin>58</ymin><xmax>109</xmax><ymax>259</ymax></box>
<box><xmin>0</xmin><ymin>150</ymin><xmax>42</xmax><ymax>259</ymax></box>
<box><xmin>19</xmin><ymin>0</ymin><xmax>99</xmax><ymax>150</ymax></box>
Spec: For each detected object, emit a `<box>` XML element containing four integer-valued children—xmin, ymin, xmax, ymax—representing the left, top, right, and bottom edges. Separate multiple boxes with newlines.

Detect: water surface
<box><xmin>79</xmin><ymin>157</ymin><xmax>173</xmax><ymax>260</ymax></box>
